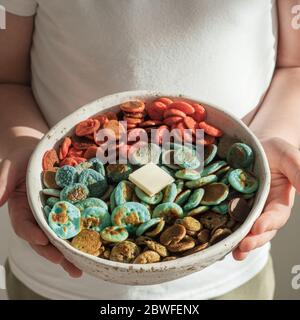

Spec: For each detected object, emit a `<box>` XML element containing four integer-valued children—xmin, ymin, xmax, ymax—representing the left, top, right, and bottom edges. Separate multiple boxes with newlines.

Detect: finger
<box><xmin>238</xmin><ymin>230</ymin><xmax>277</xmax><ymax>253</ymax></box>
<box><xmin>30</xmin><ymin>244</ymin><xmax>63</xmax><ymax>264</ymax></box>
<box><xmin>9</xmin><ymin>204</ymin><xmax>49</xmax><ymax>246</ymax></box>
<box><xmin>232</xmin><ymin>248</ymin><xmax>249</xmax><ymax>261</ymax></box>
<box><xmin>251</xmin><ymin>208</ymin><xmax>291</xmax><ymax>234</ymax></box>
<box><xmin>60</xmin><ymin>258</ymin><xmax>83</xmax><ymax>278</ymax></box>
<box><xmin>280</xmin><ymin>143</ymin><xmax>300</xmax><ymax>193</ymax></box>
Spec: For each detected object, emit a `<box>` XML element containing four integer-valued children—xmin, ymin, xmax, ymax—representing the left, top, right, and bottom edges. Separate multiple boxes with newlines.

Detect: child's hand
<box><xmin>233</xmin><ymin>137</ymin><xmax>300</xmax><ymax>260</ymax></box>
<box><xmin>0</xmin><ymin>149</ymin><xmax>82</xmax><ymax>277</ymax></box>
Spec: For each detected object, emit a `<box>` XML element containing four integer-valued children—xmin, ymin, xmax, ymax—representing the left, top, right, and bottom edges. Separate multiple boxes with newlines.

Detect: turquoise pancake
<box><xmin>152</xmin><ymin>202</ymin><xmax>184</xmax><ymax>223</ymax></box>
<box><xmin>183</xmin><ymin>188</ymin><xmax>205</xmax><ymax>211</ymax></box>
<box><xmin>55</xmin><ymin>165</ymin><xmax>78</xmax><ymax>188</ymax></box>
<box><xmin>115</xmin><ymin>181</ymin><xmax>134</xmax><ymax>206</ymax></box>
<box><xmin>75</xmin><ymin>197</ymin><xmax>108</xmax><ymax>213</ymax></box>
<box><xmin>81</xmin><ymin>206</ymin><xmax>111</xmax><ymax>232</ymax></box>
<box><xmin>78</xmin><ymin>168</ymin><xmax>107</xmax><ymax>197</ymax></box>
<box><xmin>111</xmin><ymin>202</ymin><xmax>151</xmax><ymax>233</ymax></box>
<box><xmin>162</xmin><ymin>183</ymin><xmax>177</xmax><ymax>203</ymax></box>
<box><xmin>48</xmin><ymin>201</ymin><xmax>81</xmax><ymax>239</ymax></box>
<box><xmin>228</xmin><ymin>169</ymin><xmax>259</xmax><ymax>194</ymax></box>
<box><xmin>135</xmin><ymin>186</ymin><xmax>163</xmax><ymax>205</ymax></box>
<box><xmin>100</xmin><ymin>226</ymin><xmax>129</xmax><ymax>243</ymax></box>
<box><xmin>60</xmin><ymin>183</ymin><xmax>89</xmax><ymax>203</ymax></box>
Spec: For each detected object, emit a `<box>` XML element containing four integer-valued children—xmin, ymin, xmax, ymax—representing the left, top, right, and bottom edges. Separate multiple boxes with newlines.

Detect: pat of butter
<box><xmin>129</xmin><ymin>163</ymin><xmax>174</xmax><ymax>196</ymax></box>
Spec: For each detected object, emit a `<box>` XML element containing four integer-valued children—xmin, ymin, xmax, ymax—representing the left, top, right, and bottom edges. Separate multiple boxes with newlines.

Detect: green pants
<box><xmin>5</xmin><ymin>255</ymin><xmax>275</xmax><ymax>300</ymax></box>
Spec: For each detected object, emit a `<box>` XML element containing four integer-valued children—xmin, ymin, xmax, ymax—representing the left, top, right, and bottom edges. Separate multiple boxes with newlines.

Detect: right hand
<box><xmin>0</xmin><ymin>148</ymin><xmax>82</xmax><ymax>278</ymax></box>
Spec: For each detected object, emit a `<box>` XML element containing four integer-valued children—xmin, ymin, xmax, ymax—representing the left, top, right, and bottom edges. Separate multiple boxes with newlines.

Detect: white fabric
<box><xmin>1</xmin><ymin>0</ymin><xmax>277</xmax><ymax>300</ymax></box>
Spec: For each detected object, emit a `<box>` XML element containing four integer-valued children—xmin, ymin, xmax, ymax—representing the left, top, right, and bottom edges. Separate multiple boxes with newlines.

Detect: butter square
<box><xmin>129</xmin><ymin>163</ymin><xmax>174</xmax><ymax>196</ymax></box>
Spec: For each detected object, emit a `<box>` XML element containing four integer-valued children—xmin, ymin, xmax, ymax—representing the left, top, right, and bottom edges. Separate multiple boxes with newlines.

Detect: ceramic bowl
<box><xmin>26</xmin><ymin>90</ymin><xmax>270</xmax><ymax>285</ymax></box>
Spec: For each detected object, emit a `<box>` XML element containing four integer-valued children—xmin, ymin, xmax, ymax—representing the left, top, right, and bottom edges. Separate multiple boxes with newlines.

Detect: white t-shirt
<box><xmin>1</xmin><ymin>0</ymin><xmax>277</xmax><ymax>300</ymax></box>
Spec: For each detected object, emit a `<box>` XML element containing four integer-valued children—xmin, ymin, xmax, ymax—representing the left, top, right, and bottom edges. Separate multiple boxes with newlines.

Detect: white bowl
<box><xmin>26</xmin><ymin>90</ymin><xmax>270</xmax><ymax>285</ymax></box>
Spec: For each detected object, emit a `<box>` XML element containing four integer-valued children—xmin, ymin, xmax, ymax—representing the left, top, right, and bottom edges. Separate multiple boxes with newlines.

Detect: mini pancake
<box><xmin>167</xmin><ymin>236</ymin><xmax>195</xmax><ymax>253</ymax></box>
<box><xmin>100</xmin><ymin>226</ymin><xmax>129</xmax><ymax>243</ymax></box>
<box><xmin>71</xmin><ymin>229</ymin><xmax>102</xmax><ymax>255</ymax></box>
<box><xmin>55</xmin><ymin>165</ymin><xmax>78</xmax><ymax>188</ymax></box>
<box><xmin>201</xmin><ymin>183</ymin><xmax>229</xmax><ymax>206</ymax></box>
<box><xmin>106</xmin><ymin>163</ymin><xmax>133</xmax><ymax>183</ymax></box>
<box><xmin>183</xmin><ymin>188</ymin><xmax>205</xmax><ymax>211</ymax></box>
<box><xmin>81</xmin><ymin>207</ymin><xmax>111</xmax><ymax>232</ymax></box>
<box><xmin>111</xmin><ymin>202</ymin><xmax>151</xmax><ymax>233</ymax></box>
<box><xmin>75</xmin><ymin>197</ymin><xmax>108</xmax><ymax>212</ymax></box>
<box><xmin>42</xmin><ymin>149</ymin><xmax>59</xmax><ymax>170</ymax></box>
<box><xmin>175</xmin><ymin>190</ymin><xmax>192</xmax><ymax>206</ymax></box>
<box><xmin>43</xmin><ymin>169</ymin><xmax>59</xmax><ymax>189</ymax></box>
<box><xmin>227</xmin><ymin>142</ymin><xmax>254</xmax><ymax>169</ymax></box>
<box><xmin>159</xmin><ymin>224</ymin><xmax>186</xmax><ymax>246</ymax></box>
<box><xmin>197</xmin><ymin>229</ymin><xmax>210</xmax><ymax>243</ymax></box>
<box><xmin>110</xmin><ymin>241</ymin><xmax>141</xmax><ymax>263</ymax></box>
<box><xmin>60</xmin><ymin>183</ymin><xmax>89</xmax><ymax>203</ymax></box>
<box><xmin>133</xmin><ymin>250</ymin><xmax>161</xmax><ymax>264</ymax></box>
<box><xmin>78</xmin><ymin>168</ymin><xmax>108</xmax><ymax>197</ymax></box>
<box><xmin>114</xmin><ymin>180</ymin><xmax>134</xmax><ymax>206</ymax></box>
<box><xmin>120</xmin><ymin>100</ymin><xmax>145</xmax><ymax>113</ymax></box>
<box><xmin>186</xmin><ymin>175</ymin><xmax>218</xmax><ymax>191</ymax></box>
<box><xmin>167</xmin><ymin>101</ymin><xmax>195</xmax><ymax>115</ymax></box>
<box><xmin>42</xmin><ymin>188</ymin><xmax>61</xmax><ymax>198</ymax></box>
<box><xmin>182</xmin><ymin>242</ymin><xmax>209</xmax><ymax>256</ymax></box>
<box><xmin>162</xmin><ymin>183</ymin><xmax>177</xmax><ymax>203</ymax></box>
<box><xmin>129</xmin><ymin>142</ymin><xmax>161</xmax><ymax>165</ymax></box>
<box><xmin>135</xmin><ymin>186</ymin><xmax>163</xmax><ymax>205</ymax></box>
<box><xmin>175</xmin><ymin>169</ymin><xmax>201</xmax><ymax>181</ymax></box>
<box><xmin>144</xmin><ymin>240</ymin><xmax>168</xmax><ymax>257</ymax></box>
<box><xmin>186</xmin><ymin>205</ymin><xmax>210</xmax><ymax>217</ymax></box>
<box><xmin>153</xmin><ymin>202</ymin><xmax>184</xmax><ymax>224</ymax></box>
<box><xmin>201</xmin><ymin>160</ymin><xmax>227</xmax><ymax>177</ymax></box>
<box><xmin>174</xmin><ymin>147</ymin><xmax>200</xmax><ymax>170</ymax></box>
<box><xmin>228</xmin><ymin>169</ymin><xmax>259</xmax><ymax>194</ymax></box>
<box><xmin>204</xmin><ymin>144</ymin><xmax>217</xmax><ymax>166</ymax></box>
<box><xmin>175</xmin><ymin>179</ymin><xmax>185</xmax><ymax>194</ymax></box>
<box><xmin>210</xmin><ymin>228</ymin><xmax>232</xmax><ymax>245</ymax></box>
<box><xmin>178</xmin><ymin>216</ymin><xmax>201</xmax><ymax>232</ymax></box>
<box><xmin>48</xmin><ymin>201</ymin><xmax>81</xmax><ymax>239</ymax></box>
<box><xmin>199</xmin><ymin>211</ymin><xmax>228</xmax><ymax>230</ymax></box>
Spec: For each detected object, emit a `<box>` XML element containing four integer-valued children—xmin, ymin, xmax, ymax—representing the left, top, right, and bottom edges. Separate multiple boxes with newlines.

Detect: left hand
<box><xmin>233</xmin><ymin>137</ymin><xmax>300</xmax><ymax>260</ymax></box>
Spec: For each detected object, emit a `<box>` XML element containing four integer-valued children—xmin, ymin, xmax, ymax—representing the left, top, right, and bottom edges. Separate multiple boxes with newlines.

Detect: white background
<box><xmin>0</xmin><ymin>198</ymin><xmax>299</xmax><ymax>300</ymax></box>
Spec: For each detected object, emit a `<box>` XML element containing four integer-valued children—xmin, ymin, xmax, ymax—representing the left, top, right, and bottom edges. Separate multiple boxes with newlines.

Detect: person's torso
<box><xmin>11</xmin><ymin>0</ymin><xmax>277</xmax><ymax>299</ymax></box>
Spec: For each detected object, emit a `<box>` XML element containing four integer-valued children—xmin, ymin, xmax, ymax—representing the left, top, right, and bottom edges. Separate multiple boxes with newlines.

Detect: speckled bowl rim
<box><xmin>26</xmin><ymin>90</ymin><xmax>271</xmax><ymax>272</ymax></box>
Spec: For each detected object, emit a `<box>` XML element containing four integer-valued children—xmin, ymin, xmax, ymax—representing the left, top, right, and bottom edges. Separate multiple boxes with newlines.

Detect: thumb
<box><xmin>280</xmin><ymin>143</ymin><xmax>300</xmax><ymax>193</ymax></box>
<box><xmin>0</xmin><ymin>158</ymin><xmax>21</xmax><ymax>206</ymax></box>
